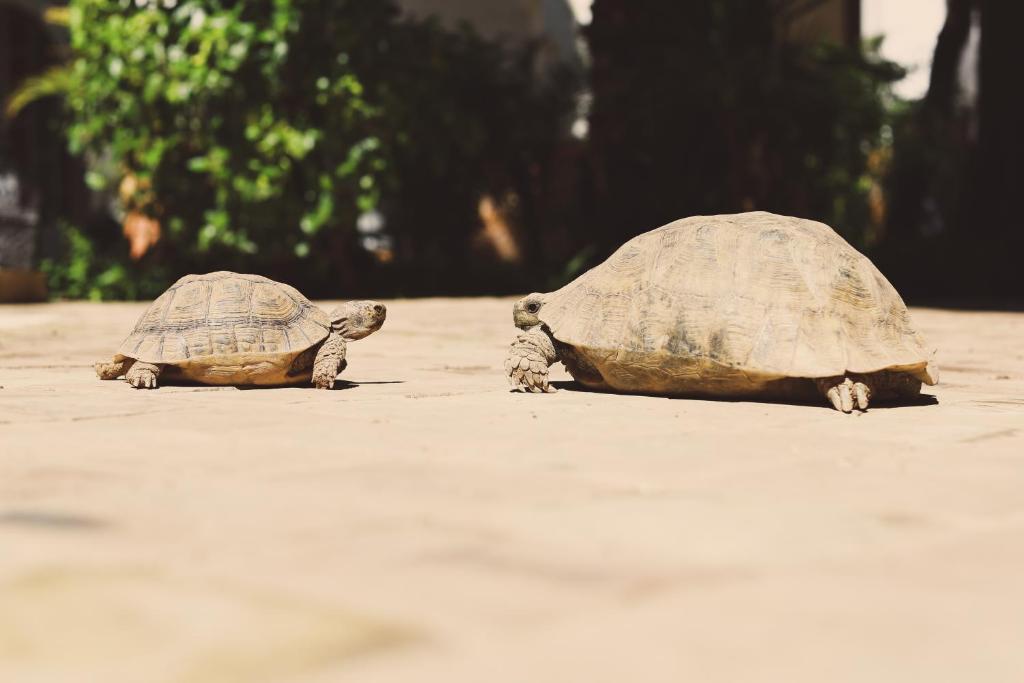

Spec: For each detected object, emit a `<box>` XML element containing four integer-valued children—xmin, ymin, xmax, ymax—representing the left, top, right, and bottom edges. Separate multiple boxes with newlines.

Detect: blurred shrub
<box><xmin>40</xmin><ymin>222</ymin><xmax>172</xmax><ymax>300</ymax></box>
<box><xmin>35</xmin><ymin>0</ymin><xmax>574</xmax><ymax>297</ymax></box>
<box><xmin>60</xmin><ymin>0</ymin><xmax>387</xmax><ymax>293</ymax></box>
<box><xmin>584</xmin><ymin>0</ymin><xmax>904</xmax><ymax>255</ymax></box>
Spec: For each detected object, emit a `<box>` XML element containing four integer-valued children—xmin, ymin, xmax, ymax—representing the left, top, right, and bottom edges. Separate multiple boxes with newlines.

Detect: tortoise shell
<box><xmin>115</xmin><ymin>272</ymin><xmax>331</xmax><ymax>385</ymax></box>
<box><xmin>538</xmin><ymin>212</ymin><xmax>938</xmax><ymax>396</ymax></box>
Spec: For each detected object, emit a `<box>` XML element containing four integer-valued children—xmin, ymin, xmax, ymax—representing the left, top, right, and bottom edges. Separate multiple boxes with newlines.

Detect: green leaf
<box><xmin>84</xmin><ymin>171</ymin><xmax>108</xmax><ymax>190</ymax></box>
<box><xmin>4</xmin><ymin>65</ymin><xmax>74</xmax><ymax>119</ymax></box>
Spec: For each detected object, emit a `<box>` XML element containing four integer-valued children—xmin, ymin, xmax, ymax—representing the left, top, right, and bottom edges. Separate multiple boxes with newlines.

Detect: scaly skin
<box><xmin>125</xmin><ymin>361</ymin><xmax>162</xmax><ymax>389</ymax></box>
<box><xmin>95</xmin><ymin>358</ymin><xmax>132</xmax><ymax>380</ymax></box>
<box><xmin>311</xmin><ymin>333</ymin><xmax>347</xmax><ymax>389</ymax></box>
<box><xmin>505</xmin><ymin>326</ymin><xmax>559</xmax><ymax>393</ymax></box>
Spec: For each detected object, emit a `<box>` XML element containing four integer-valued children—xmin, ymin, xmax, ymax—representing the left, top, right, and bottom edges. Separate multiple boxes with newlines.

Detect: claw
<box><xmin>853</xmin><ymin>382</ymin><xmax>870</xmax><ymax>410</ymax></box>
<box><xmin>534</xmin><ymin>369</ymin><xmax>554</xmax><ymax>393</ymax></box>
<box><xmin>838</xmin><ymin>383</ymin><xmax>854</xmax><ymax>412</ymax></box>
<box><xmin>822</xmin><ymin>377</ymin><xmax>870</xmax><ymax>413</ymax></box>
<box><xmin>825</xmin><ymin>380</ymin><xmax>853</xmax><ymax>412</ymax></box>
<box><xmin>826</xmin><ymin>386</ymin><xmax>844</xmax><ymax>412</ymax></box>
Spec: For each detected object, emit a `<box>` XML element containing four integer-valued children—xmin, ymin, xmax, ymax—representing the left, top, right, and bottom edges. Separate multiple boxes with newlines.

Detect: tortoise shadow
<box><xmin>0</xmin><ymin>509</ymin><xmax>109</xmax><ymax>531</ymax></box>
<box><xmin>548</xmin><ymin>380</ymin><xmax>939</xmax><ymax>410</ymax></box>
<box><xmin>157</xmin><ymin>379</ymin><xmax>404</xmax><ymax>391</ymax></box>
<box><xmin>236</xmin><ymin>379</ymin><xmax>405</xmax><ymax>391</ymax></box>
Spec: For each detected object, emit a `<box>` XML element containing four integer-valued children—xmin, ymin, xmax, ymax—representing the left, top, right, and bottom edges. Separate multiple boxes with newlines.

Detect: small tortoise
<box><xmin>95</xmin><ymin>271</ymin><xmax>385</xmax><ymax>389</ymax></box>
<box><xmin>505</xmin><ymin>212</ymin><xmax>938</xmax><ymax>412</ymax></box>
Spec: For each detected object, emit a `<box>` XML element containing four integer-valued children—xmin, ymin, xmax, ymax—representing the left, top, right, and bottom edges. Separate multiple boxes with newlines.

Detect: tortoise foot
<box><xmin>506</xmin><ymin>357</ymin><xmax>556</xmax><ymax>393</ymax></box>
<box><xmin>817</xmin><ymin>376</ymin><xmax>870</xmax><ymax>413</ymax></box>
<box><xmin>125</xmin><ymin>362</ymin><xmax>160</xmax><ymax>389</ymax></box>
<box><xmin>311</xmin><ymin>369</ymin><xmax>336</xmax><ymax>390</ymax></box>
<box><xmin>505</xmin><ymin>330</ymin><xmax>557</xmax><ymax>394</ymax></box>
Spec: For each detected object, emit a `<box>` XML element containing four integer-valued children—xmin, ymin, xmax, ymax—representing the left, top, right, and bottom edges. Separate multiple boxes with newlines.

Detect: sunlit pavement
<box><xmin>1</xmin><ymin>299</ymin><xmax>1023</xmax><ymax>682</ymax></box>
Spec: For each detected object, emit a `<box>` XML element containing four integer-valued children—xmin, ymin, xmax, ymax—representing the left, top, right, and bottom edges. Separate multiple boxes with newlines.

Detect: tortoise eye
<box><xmin>527</xmin><ymin>303</ymin><xmax>540</xmax><ymax>313</ymax></box>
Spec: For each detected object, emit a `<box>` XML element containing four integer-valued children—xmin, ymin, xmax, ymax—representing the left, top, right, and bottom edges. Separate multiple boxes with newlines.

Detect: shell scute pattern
<box><xmin>541</xmin><ymin>213</ymin><xmax>937</xmax><ymax>389</ymax></box>
<box><xmin>116</xmin><ymin>272</ymin><xmax>330</xmax><ymax>364</ymax></box>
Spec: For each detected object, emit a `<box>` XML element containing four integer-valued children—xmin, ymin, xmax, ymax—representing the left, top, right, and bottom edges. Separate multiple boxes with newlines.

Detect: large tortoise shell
<box><xmin>538</xmin><ymin>212</ymin><xmax>938</xmax><ymax>392</ymax></box>
<box><xmin>115</xmin><ymin>271</ymin><xmax>331</xmax><ymax>365</ymax></box>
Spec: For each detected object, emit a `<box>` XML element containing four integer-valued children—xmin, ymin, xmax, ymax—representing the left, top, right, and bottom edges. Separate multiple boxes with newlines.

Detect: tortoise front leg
<box><xmin>125</xmin><ymin>361</ymin><xmax>162</xmax><ymax>389</ymax></box>
<box><xmin>311</xmin><ymin>333</ymin><xmax>347</xmax><ymax>389</ymax></box>
<box><xmin>95</xmin><ymin>357</ymin><xmax>133</xmax><ymax>380</ymax></box>
<box><xmin>505</xmin><ymin>326</ymin><xmax>559</xmax><ymax>393</ymax></box>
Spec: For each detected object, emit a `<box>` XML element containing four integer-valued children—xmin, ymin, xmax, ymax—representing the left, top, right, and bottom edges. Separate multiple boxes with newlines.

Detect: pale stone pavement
<box><xmin>1</xmin><ymin>299</ymin><xmax>1023</xmax><ymax>682</ymax></box>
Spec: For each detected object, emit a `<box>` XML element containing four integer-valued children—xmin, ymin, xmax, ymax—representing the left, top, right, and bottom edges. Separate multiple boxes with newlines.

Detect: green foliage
<box><xmin>40</xmin><ymin>0</ymin><xmax>575</xmax><ymax>297</ymax></box>
<box><xmin>4</xmin><ymin>65</ymin><xmax>74</xmax><ymax>119</ymax></box>
<box><xmin>62</xmin><ymin>0</ymin><xmax>387</xmax><ymax>278</ymax></box>
<box><xmin>362</xmin><ymin>19</ymin><xmax>578</xmax><ymax>292</ymax></box>
<box><xmin>40</xmin><ymin>223</ymin><xmax>171</xmax><ymax>300</ymax></box>
<box><xmin>585</xmin><ymin>0</ymin><xmax>904</xmax><ymax>253</ymax></box>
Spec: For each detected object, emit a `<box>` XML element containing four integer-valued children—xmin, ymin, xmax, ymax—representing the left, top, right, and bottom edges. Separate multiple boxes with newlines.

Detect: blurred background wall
<box><xmin>0</xmin><ymin>0</ymin><xmax>1020</xmax><ymax>303</ymax></box>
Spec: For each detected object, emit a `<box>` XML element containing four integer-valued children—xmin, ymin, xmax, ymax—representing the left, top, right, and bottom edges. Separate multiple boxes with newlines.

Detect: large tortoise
<box><xmin>95</xmin><ymin>271</ymin><xmax>386</xmax><ymax>389</ymax></box>
<box><xmin>505</xmin><ymin>212</ymin><xmax>938</xmax><ymax>412</ymax></box>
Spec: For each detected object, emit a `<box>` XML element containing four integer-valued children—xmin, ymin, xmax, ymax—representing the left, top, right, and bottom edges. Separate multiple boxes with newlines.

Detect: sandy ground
<box><xmin>1</xmin><ymin>298</ymin><xmax>1023</xmax><ymax>683</ymax></box>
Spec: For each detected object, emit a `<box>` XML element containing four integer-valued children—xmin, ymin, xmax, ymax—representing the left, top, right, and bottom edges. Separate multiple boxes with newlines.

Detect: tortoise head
<box><xmin>513</xmin><ymin>293</ymin><xmax>546</xmax><ymax>330</ymax></box>
<box><xmin>330</xmin><ymin>301</ymin><xmax>386</xmax><ymax>340</ymax></box>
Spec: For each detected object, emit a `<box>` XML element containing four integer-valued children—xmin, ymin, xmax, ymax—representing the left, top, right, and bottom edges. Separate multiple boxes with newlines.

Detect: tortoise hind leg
<box><xmin>95</xmin><ymin>358</ymin><xmax>133</xmax><ymax>380</ymax></box>
<box><xmin>816</xmin><ymin>377</ymin><xmax>870</xmax><ymax>413</ymax></box>
<box><xmin>855</xmin><ymin>371</ymin><xmax>923</xmax><ymax>405</ymax></box>
<box><xmin>125</xmin><ymin>361</ymin><xmax>162</xmax><ymax>389</ymax></box>
<box><xmin>816</xmin><ymin>371</ymin><xmax>922</xmax><ymax>413</ymax></box>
